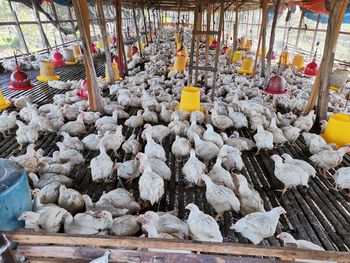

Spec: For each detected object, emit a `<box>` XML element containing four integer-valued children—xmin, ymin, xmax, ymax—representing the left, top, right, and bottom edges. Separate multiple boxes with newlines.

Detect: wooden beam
<box><xmin>72</xmin><ymin>0</ymin><xmax>104</xmax><ymax>113</ymax></box>
<box><xmin>31</xmin><ymin>0</ymin><xmax>51</xmax><ymax>50</ymax></box>
<box><xmin>260</xmin><ymin>0</ymin><xmax>269</xmax><ymax>77</ymax></box>
<box><xmin>142</xmin><ymin>5</ymin><xmax>149</xmax><ymax>46</ymax></box>
<box><xmin>204</xmin><ymin>3</ymin><xmax>212</xmax><ymax>87</ymax></box>
<box><xmin>96</xmin><ymin>0</ymin><xmax>114</xmax><ymax>84</ymax></box>
<box><xmin>233</xmin><ymin>0</ymin><xmax>238</xmax><ymax>51</ymax></box>
<box><xmin>295</xmin><ymin>10</ymin><xmax>304</xmax><ymax>48</ymax></box>
<box><xmin>115</xmin><ymin>0</ymin><xmax>128</xmax><ymax>77</ymax></box>
<box><xmin>0</xmin><ymin>234</ymin><xmax>17</xmax><ymax>263</ymax></box>
<box><xmin>132</xmin><ymin>5</ymin><xmax>143</xmax><ymax>57</ymax></box>
<box><xmin>315</xmin><ymin>0</ymin><xmax>348</xmax><ymax>121</ymax></box>
<box><xmin>5</xmin><ymin>232</ymin><xmax>350</xmax><ymax>262</ymax></box>
<box><xmin>7</xmin><ymin>1</ymin><xmax>29</xmax><ymax>53</ymax></box>
<box><xmin>266</xmin><ymin>0</ymin><xmax>281</xmax><ymax>76</ymax></box>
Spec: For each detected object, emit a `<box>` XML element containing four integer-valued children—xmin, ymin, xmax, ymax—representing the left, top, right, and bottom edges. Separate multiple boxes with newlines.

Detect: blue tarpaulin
<box><xmin>304</xmin><ymin>5</ymin><xmax>350</xmax><ymax>24</ymax></box>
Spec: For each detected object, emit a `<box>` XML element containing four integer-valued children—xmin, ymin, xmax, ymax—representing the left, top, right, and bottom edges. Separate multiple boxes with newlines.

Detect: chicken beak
<box><xmin>276</xmin><ymin>233</ymin><xmax>282</xmax><ymax>239</ymax></box>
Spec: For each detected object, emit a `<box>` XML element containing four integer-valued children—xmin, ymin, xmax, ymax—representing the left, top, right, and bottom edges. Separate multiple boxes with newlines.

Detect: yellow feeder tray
<box><xmin>66</xmin><ymin>61</ymin><xmax>78</xmax><ymax>65</ymax></box>
<box><xmin>72</xmin><ymin>44</ymin><xmax>82</xmax><ymax>59</ymax></box>
<box><xmin>232</xmin><ymin>51</ymin><xmax>243</xmax><ymax>64</ymax></box>
<box><xmin>37</xmin><ymin>61</ymin><xmax>60</xmax><ymax>83</ymax></box>
<box><xmin>0</xmin><ymin>91</ymin><xmax>12</xmax><ymax>110</ymax></box>
<box><xmin>322</xmin><ymin>113</ymin><xmax>350</xmax><ymax>148</ymax></box>
<box><xmin>237</xmin><ymin>57</ymin><xmax>254</xmax><ymax>75</ymax></box>
<box><xmin>292</xmin><ymin>54</ymin><xmax>304</xmax><ymax>71</ymax></box>
<box><xmin>96</xmin><ymin>40</ymin><xmax>104</xmax><ymax>49</ymax></box>
<box><xmin>330</xmin><ymin>85</ymin><xmax>341</xmax><ymax>93</ymax></box>
<box><xmin>105</xmin><ymin>63</ymin><xmax>121</xmax><ymax>82</ymax></box>
<box><xmin>177</xmin><ymin>86</ymin><xmax>201</xmax><ymax>112</ymax></box>
<box><xmin>279</xmin><ymin>51</ymin><xmax>290</xmax><ymax>66</ymax></box>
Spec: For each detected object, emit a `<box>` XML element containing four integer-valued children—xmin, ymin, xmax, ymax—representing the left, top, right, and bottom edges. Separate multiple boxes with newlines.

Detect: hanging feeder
<box><xmin>126</xmin><ymin>45</ymin><xmax>133</xmax><ymax>60</ymax></box>
<box><xmin>62</xmin><ymin>48</ymin><xmax>77</xmax><ymax>65</ymax></box>
<box><xmin>264</xmin><ymin>57</ymin><xmax>288</xmax><ymax>95</ymax></box>
<box><xmin>37</xmin><ymin>61</ymin><xmax>60</xmax><ymax>83</ymax></box>
<box><xmin>132</xmin><ymin>46</ymin><xmax>138</xmax><ymax>55</ymax></box>
<box><xmin>292</xmin><ymin>54</ymin><xmax>304</xmax><ymax>71</ymax></box>
<box><xmin>52</xmin><ymin>51</ymin><xmax>66</xmax><ymax>67</ymax></box>
<box><xmin>0</xmin><ymin>91</ymin><xmax>12</xmax><ymax>110</ymax></box>
<box><xmin>91</xmin><ymin>42</ymin><xmax>97</xmax><ymax>54</ymax></box>
<box><xmin>105</xmin><ymin>63</ymin><xmax>121</xmax><ymax>82</ymax></box>
<box><xmin>221</xmin><ymin>45</ymin><xmax>228</xmax><ymax>55</ymax></box>
<box><xmin>244</xmin><ymin>40</ymin><xmax>253</xmax><ymax>51</ymax></box>
<box><xmin>9</xmin><ymin>66</ymin><xmax>33</xmax><ymax>91</ymax></box>
<box><xmin>210</xmin><ymin>39</ymin><xmax>218</xmax><ymax>49</ymax></box>
<box><xmin>304</xmin><ymin>42</ymin><xmax>320</xmax><ymax>76</ymax></box>
<box><xmin>232</xmin><ymin>51</ymin><xmax>243</xmax><ymax>64</ymax></box>
<box><xmin>237</xmin><ymin>57</ymin><xmax>254</xmax><ymax>75</ymax></box>
<box><xmin>279</xmin><ymin>51</ymin><xmax>290</xmax><ymax>66</ymax></box>
<box><xmin>77</xmin><ymin>79</ymin><xmax>88</xmax><ymax>100</ymax></box>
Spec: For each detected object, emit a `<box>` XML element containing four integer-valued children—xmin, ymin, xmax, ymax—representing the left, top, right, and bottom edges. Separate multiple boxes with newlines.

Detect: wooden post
<box><xmin>304</xmin><ymin>0</ymin><xmax>348</xmax><ymax>119</ymax></box>
<box><xmin>147</xmin><ymin>8</ymin><xmax>153</xmax><ymax>43</ymax></box>
<box><xmin>295</xmin><ymin>10</ymin><xmax>304</xmax><ymax>48</ymax></box>
<box><xmin>67</xmin><ymin>6</ymin><xmax>78</xmax><ymax>41</ymax></box>
<box><xmin>115</xmin><ymin>0</ymin><xmax>128</xmax><ymax>77</ymax></box>
<box><xmin>266</xmin><ymin>0</ymin><xmax>281</xmax><ymax>76</ymax></box>
<box><xmin>142</xmin><ymin>6</ymin><xmax>149</xmax><ymax>46</ymax></box>
<box><xmin>204</xmin><ymin>3</ymin><xmax>212</xmax><ymax>86</ymax></box>
<box><xmin>96</xmin><ymin>0</ymin><xmax>114</xmax><ymax>84</ymax></box>
<box><xmin>310</xmin><ymin>14</ymin><xmax>321</xmax><ymax>58</ymax></box>
<box><xmin>260</xmin><ymin>0</ymin><xmax>269</xmax><ymax>77</ymax></box>
<box><xmin>31</xmin><ymin>0</ymin><xmax>51</xmax><ymax>50</ymax></box>
<box><xmin>233</xmin><ymin>0</ymin><xmax>239</xmax><ymax>51</ymax></box>
<box><xmin>7</xmin><ymin>0</ymin><xmax>29</xmax><ymax>53</ymax></box>
<box><xmin>50</xmin><ymin>3</ymin><xmax>65</xmax><ymax>45</ymax></box>
<box><xmin>72</xmin><ymin>0</ymin><xmax>104</xmax><ymax>113</ymax></box>
<box><xmin>132</xmin><ymin>6</ymin><xmax>142</xmax><ymax>57</ymax></box>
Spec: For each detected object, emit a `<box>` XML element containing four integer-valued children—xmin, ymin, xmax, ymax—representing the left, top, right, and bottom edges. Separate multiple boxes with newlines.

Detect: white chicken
<box><xmin>231</xmin><ymin>206</ymin><xmax>286</xmax><ymax>245</ymax></box>
<box><xmin>122</xmin><ymin>134</ymin><xmax>141</xmax><ymax>155</ymax></box>
<box><xmin>138</xmin><ymin>164</ymin><xmax>164</xmax><ymax>205</ymax></box>
<box><xmin>192</xmin><ymin>133</ymin><xmax>219</xmax><ymax>162</ymax></box>
<box><xmin>293</xmin><ymin>110</ymin><xmax>314</xmax><ymax>132</ymax></box>
<box><xmin>15</xmin><ymin>120</ymin><xmax>39</xmax><ymax>149</ymax></box>
<box><xmin>185</xmin><ymin>203</ymin><xmax>223</xmax><ymax>242</ymax></box>
<box><xmin>203</xmin><ymin>124</ymin><xmax>224</xmax><ymax>148</ymax></box>
<box><xmin>171</xmin><ymin>135</ymin><xmax>191</xmax><ymax>160</ymax></box>
<box><xmin>0</xmin><ymin>111</ymin><xmax>17</xmax><ymax>136</ymax></box>
<box><xmin>254</xmin><ymin>125</ymin><xmax>274</xmax><ymax>154</ymax></box>
<box><xmin>144</xmin><ymin>129</ymin><xmax>167</xmax><ymax>161</ymax></box>
<box><xmin>332</xmin><ymin>167</ymin><xmax>350</xmax><ymax>195</ymax></box>
<box><xmin>90</xmin><ymin>144</ymin><xmax>114</xmax><ymax>182</ymax></box>
<box><xmin>281</xmin><ymin>153</ymin><xmax>316</xmax><ymax>178</ymax></box>
<box><xmin>182</xmin><ymin>149</ymin><xmax>206</xmax><ymax>186</ymax></box>
<box><xmin>136</xmin><ymin>152</ymin><xmax>171</xmax><ymax>180</ymax></box>
<box><xmin>100</xmin><ymin>125</ymin><xmax>125</xmax><ymax>154</ymax></box>
<box><xmin>59</xmin><ymin>113</ymin><xmax>86</xmax><ymax>136</ymax></box>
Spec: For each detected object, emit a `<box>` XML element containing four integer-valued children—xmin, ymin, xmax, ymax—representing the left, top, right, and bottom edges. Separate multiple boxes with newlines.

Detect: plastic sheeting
<box><xmin>304</xmin><ymin>5</ymin><xmax>350</xmax><ymax>24</ymax></box>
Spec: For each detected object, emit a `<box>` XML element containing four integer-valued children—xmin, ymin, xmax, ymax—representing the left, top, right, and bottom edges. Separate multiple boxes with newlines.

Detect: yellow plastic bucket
<box><xmin>322</xmin><ymin>113</ymin><xmax>350</xmax><ymax>147</ymax></box>
<box><xmin>258</xmin><ymin>48</ymin><xmax>265</xmax><ymax>58</ymax></box>
<box><xmin>175</xmin><ymin>32</ymin><xmax>181</xmax><ymax>43</ymax></box>
<box><xmin>96</xmin><ymin>40</ymin><xmax>104</xmax><ymax>49</ymax></box>
<box><xmin>105</xmin><ymin>63</ymin><xmax>121</xmax><ymax>82</ymax></box>
<box><xmin>37</xmin><ymin>61</ymin><xmax>60</xmax><ymax>82</ymax></box>
<box><xmin>0</xmin><ymin>91</ymin><xmax>11</xmax><ymax>110</ymax></box>
<box><xmin>173</xmin><ymin>55</ymin><xmax>186</xmax><ymax>72</ymax></box>
<box><xmin>237</xmin><ymin>57</ymin><xmax>254</xmax><ymax>75</ymax></box>
<box><xmin>178</xmin><ymin>87</ymin><xmax>200</xmax><ymax>112</ymax></box>
<box><xmin>280</xmin><ymin>51</ymin><xmax>290</xmax><ymax>66</ymax></box>
<box><xmin>292</xmin><ymin>54</ymin><xmax>304</xmax><ymax>71</ymax></box>
<box><xmin>72</xmin><ymin>45</ymin><xmax>82</xmax><ymax>58</ymax></box>
<box><xmin>225</xmin><ymin>48</ymin><xmax>233</xmax><ymax>59</ymax></box>
<box><xmin>232</xmin><ymin>51</ymin><xmax>243</xmax><ymax>64</ymax></box>
<box><xmin>244</xmin><ymin>40</ymin><xmax>253</xmax><ymax>51</ymax></box>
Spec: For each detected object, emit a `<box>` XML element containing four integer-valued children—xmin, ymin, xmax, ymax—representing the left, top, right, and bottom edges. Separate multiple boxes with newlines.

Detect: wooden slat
<box><xmin>4</xmin><ymin>232</ymin><xmax>350</xmax><ymax>262</ymax></box>
<box><xmin>0</xmin><ymin>234</ymin><xmax>17</xmax><ymax>263</ymax></box>
<box><xmin>189</xmin><ymin>65</ymin><xmax>218</xmax><ymax>71</ymax></box>
<box><xmin>17</xmin><ymin>245</ymin><xmax>288</xmax><ymax>263</ymax></box>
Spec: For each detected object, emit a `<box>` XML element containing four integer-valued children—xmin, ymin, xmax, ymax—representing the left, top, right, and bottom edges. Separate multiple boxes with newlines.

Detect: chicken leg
<box><xmin>215</xmin><ymin>212</ymin><xmax>224</xmax><ymax>222</ymax></box>
<box><xmin>276</xmin><ymin>186</ymin><xmax>293</xmax><ymax>195</ymax></box>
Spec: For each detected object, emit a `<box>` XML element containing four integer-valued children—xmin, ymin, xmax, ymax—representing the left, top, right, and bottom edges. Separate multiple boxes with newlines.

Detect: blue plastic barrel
<box><xmin>0</xmin><ymin>158</ymin><xmax>32</xmax><ymax>231</ymax></box>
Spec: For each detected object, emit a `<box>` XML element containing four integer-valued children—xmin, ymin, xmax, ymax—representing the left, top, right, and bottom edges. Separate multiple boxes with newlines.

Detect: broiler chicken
<box><xmin>203</xmin><ymin>124</ymin><xmax>224</xmax><ymax>148</ymax></box>
<box><xmin>293</xmin><ymin>110</ymin><xmax>314</xmax><ymax>132</ymax></box>
<box><xmin>333</xmin><ymin>167</ymin><xmax>350</xmax><ymax>196</ymax></box>
<box><xmin>231</xmin><ymin>206</ymin><xmax>286</xmax><ymax>244</ymax></box>
<box><xmin>61</xmin><ymin>132</ymin><xmax>84</xmax><ymax>151</ymax></box>
<box><xmin>271</xmin><ymin>155</ymin><xmax>310</xmax><ymax>193</ymax></box>
<box><xmin>109</xmin><ymin>215</ymin><xmax>140</xmax><ymax>236</ymax></box>
<box><xmin>59</xmin><ymin>113</ymin><xmax>86</xmax><ymax>136</ymax></box>
<box><xmin>122</xmin><ymin>134</ymin><xmax>141</xmax><ymax>155</ymax></box>
<box><xmin>202</xmin><ymin>174</ymin><xmax>240</xmax><ymax>220</ymax></box>
<box><xmin>254</xmin><ymin>125</ymin><xmax>274</xmax><ymax>154</ymax></box>
<box><xmin>185</xmin><ymin>203</ymin><xmax>223</xmax><ymax>242</ymax></box>
<box><xmin>277</xmin><ymin>232</ymin><xmax>325</xmax><ymax>251</ymax></box>
<box><xmin>192</xmin><ymin>133</ymin><xmax>219</xmax><ymax>161</ymax></box>
<box><xmin>125</xmin><ymin>109</ymin><xmax>144</xmax><ymax>128</ymax></box>
<box><xmin>171</xmin><ymin>135</ymin><xmax>191</xmax><ymax>160</ymax></box>
<box><xmin>267</xmin><ymin>118</ymin><xmax>287</xmax><ymax>146</ymax></box>
<box><xmin>90</xmin><ymin>144</ymin><xmax>114</xmax><ymax>182</ymax></box>
<box><xmin>209</xmin><ymin>156</ymin><xmax>235</xmax><ymax>190</ymax></box>
<box><xmin>0</xmin><ymin>111</ymin><xmax>17</xmax><ymax>137</ymax></box>
<box><xmin>233</xmin><ymin>173</ymin><xmax>265</xmax><ymax>216</ymax></box>
<box><xmin>56</xmin><ymin>142</ymin><xmax>84</xmax><ymax>165</ymax></box>
<box><xmin>210</xmin><ymin>107</ymin><xmax>233</xmax><ymax>130</ymax></box>
<box><xmin>218</xmin><ymin>144</ymin><xmax>244</xmax><ymax>171</ymax></box>
<box><xmin>221</xmin><ymin>132</ymin><xmax>255</xmax><ymax>151</ymax></box>
<box><xmin>138</xmin><ymin>165</ymin><xmax>164</xmax><ymax>205</ymax></box>
<box><xmin>100</xmin><ymin>125</ymin><xmax>125</xmax><ymax>154</ymax></box>
<box><xmin>15</xmin><ymin>120</ymin><xmax>39</xmax><ymax>149</ymax></box>
<box><xmin>282</xmin><ymin>153</ymin><xmax>316</xmax><ymax>178</ymax></box>
<box><xmin>116</xmin><ymin>159</ymin><xmax>140</xmax><ymax>183</ymax></box>
<box><xmin>144</xmin><ymin>129</ymin><xmax>167</xmax><ymax>161</ymax></box>
<box><xmin>58</xmin><ymin>185</ymin><xmax>84</xmax><ymax>214</ymax></box>
<box><xmin>136</xmin><ymin>152</ymin><xmax>171</xmax><ymax>180</ymax></box>
<box><xmin>182</xmin><ymin>149</ymin><xmax>206</xmax><ymax>186</ymax></box>
<box><xmin>9</xmin><ymin>144</ymin><xmax>42</xmax><ymax>173</ymax></box>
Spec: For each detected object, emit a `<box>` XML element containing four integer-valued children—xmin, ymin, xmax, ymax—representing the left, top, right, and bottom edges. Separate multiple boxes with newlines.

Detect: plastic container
<box><xmin>0</xmin><ymin>91</ymin><xmax>11</xmax><ymax>110</ymax></box>
<box><xmin>173</xmin><ymin>55</ymin><xmax>186</xmax><ymax>73</ymax></box>
<box><xmin>178</xmin><ymin>87</ymin><xmax>200</xmax><ymax>112</ymax></box>
<box><xmin>52</xmin><ymin>51</ymin><xmax>66</xmax><ymax>67</ymax></box>
<box><xmin>304</xmin><ymin>59</ymin><xmax>318</xmax><ymax>76</ymax></box>
<box><xmin>72</xmin><ymin>44</ymin><xmax>82</xmax><ymax>58</ymax></box>
<box><xmin>279</xmin><ymin>51</ymin><xmax>290</xmax><ymax>66</ymax></box>
<box><xmin>264</xmin><ymin>75</ymin><xmax>288</xmax><ymax>95</ymax></box>
<box><xmin>175</xmin><ymin>32</ymin><xmax>181</xmax><ymax>43</ymax></box>
<box><xmin>96</xmin><ymin>40</ymin><xmax>104</xmax><ymax>49</ymax></box>
<box><xmin>0</xmin><ymin>158</ymin><xmax>32</xmax><ymax>231</ymax></box>
<box><xmin>77</xmin><ymin>79</ymin><xmax>88</xmax><ymax>100</ymax></box>
<box><xmin>37</xmin><ymin>61</ymin><xmax>60</xmax><ymax>83</ymax></box>
<box><xmin>292</xmin><ymin>54</ymin><xmax>304</xmax><ymax>71</ymax></box>
<box><xmin>237</xmin><ymin>57</ymin><xmax>254</xmax><ymax>75</ymax></box>
<box><xmin>330</xmin><ymin>68</ymin><xmax>348</xmax><ymax>89</ymax></box>
<box><xmin>62</xmin><ymin>48</ymin><xmax>77</xmax><ymax>65</ymax></box>
<box><xmin>232</xmin><ymin>51</ymin><xmax>243</xmax><ymax>64</ymax></box>
<box><xmin>105</xmin><ymin>63</ymin><xmax>121</xmax><ymax>82</ymax></box>
<box><xmin>322</xmin><ymin>113</ymin><xmax>350</xmax><ymax>147</ymax></box>
<box><xmin>244</xmin><ymin>40</ymin><xmax>253</xmax><ymax>51</ymax></box>
<box><xmin>8</xmin><ymin>66</ymin><xmax>33</xmax><ymax>91</ymax></box>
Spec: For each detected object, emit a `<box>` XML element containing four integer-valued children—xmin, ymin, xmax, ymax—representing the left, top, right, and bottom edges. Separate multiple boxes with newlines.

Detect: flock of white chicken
<box><xmin>0</xmin><ymin>28</ymin><xmax>350</xmax><ymax>255</ymax></box>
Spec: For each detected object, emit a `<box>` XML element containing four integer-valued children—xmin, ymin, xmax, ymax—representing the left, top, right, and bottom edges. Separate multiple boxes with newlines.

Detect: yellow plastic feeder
<box><xmin>72</xmin><ymin>44</ymin><xmax>82</xmax><ymax>59</ymax></box>
<box><xmin>258</xmin><ymin>48</ymin><xmax>265</xmax><ymax>58</ymax></box>
<box><xmin>0</xmin><ymin>91</ymin><xmax>11</xmax><ymax>110</ymax></box>
<box><xmin>178</xmin><ymin>87</ymin><xmax>200</xmax><ymax>112</ymax></box>
<box><xmin>292</xmin><ymin>54</ymin><xmax>304</xmax><ymax>71</ymax></box>
<box><xmin>237</xmin><ymin>57</ymin><xmax>254</xmax><ymax>75</ymax></box>
<box><xmin>172</xmin><ymin>55</ymin><xmax>187</xmax><ymax>73</ymax></box>
<box><xmin>96</xmin><ymin>40</ymin><xmax>104</xmax><ymax>49</ymax></box>
<box><xmin>225</xmin><ymin>48</ymin><xmax>233</xmax><ymax>59</ymax></box>
<box><xmin>232</xmin><ymin>51</ymin><xmax>243</xmax><ymax>64</ymax></box>
<box><xmin>279</xmin><ymin>51</ymin><xmax>290</xmax><ymax>66</ymax></box>
<box><xmin>322</xmin><ymin>113</ymin><xmax>350</xmax><ymax>147</ymax></box>
<box><xmin>244</xmin><ymin>40</ymin><xmax>253</xmax><ymax>51</ymax></box>
<box><xmin>105</xmin><ymin>63</ymin><xmax>121</xmax><ymax>82</ymax></box>
<box><xmin>37</xmin><ymin>61</ymin><xmax>60</xmax><ymax>82</ymax></box>
<box><xmin>330</xmin><ymin>86</ymin><xmax>341</xmax><ymax>93</ymax></box>
<box><xmin>175</xmin><ymin>32</ymin><xmax>181</xmax><ymax>43</ymax></box>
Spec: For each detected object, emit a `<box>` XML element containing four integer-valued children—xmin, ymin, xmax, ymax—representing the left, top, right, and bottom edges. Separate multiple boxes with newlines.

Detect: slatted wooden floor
<box><xmin>0</xmin><ymin>58</ymin><xmax>349</xmax><ymax>253</ymax></box>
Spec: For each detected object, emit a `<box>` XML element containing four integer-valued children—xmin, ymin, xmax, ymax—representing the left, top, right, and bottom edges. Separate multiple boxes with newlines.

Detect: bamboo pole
<box><xmin>132</xmin><ymin>5</ymin><xmax>142</xmax><ymax>58</ymax></box>
<box><xmin>96</xmin><ymin>0</ymin><xmax>114</xmax><ymax>84</ymax></box>
<box><xmin>115</xmin><ymin>0</ymin><xmax>128</xmax><ymax>77</ymax></box>
<box><xmin>233</xmin><ymin>0</ymin><xmax>239</xmax><ymax>51</ymax></box>
<box><xmin>260</xmin><ymin>0</ymin><xmax>269</xmax><ymax>77</ymax></box>
<box><xmin>295</xmin><ymin>10</ymin><xmax>304</xmax><ymax>48</ymax></box>
<box><xmin>266</xmin><ymin>0</ymin><xmax>281</xmax><ymax>76</ymax></box>
<box><xmin>50</xmin><ymin>3</ymin><xmax>65</xmax><ymax>45</ymax></box>
<box><xmin>72</xmin><ymin>0</ymin><xmax>104</xmax><ymax>113</ymax></box>
<box><xmin>204</xmin><ymin>3</ymin><xmax>212</xmax><ymax>87</ymax></box>
<box><xmin>31</xmin><ymin>0</ymin><xmax>51</xmax><ymax>50</ymax></box>
<box><xmin>7</xmin><ymin>0</ymin><xmax>29</xmax><ymax>53</ymax></box>
<box><xmin>147</xmin><ymin>8</ymin><xmax>153</xmax><ymax>43</ymax></box>
<box><xmin>142</xmin><ymin>5</ymin><xmax>149</xmax><ymax>46</ymax></box>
